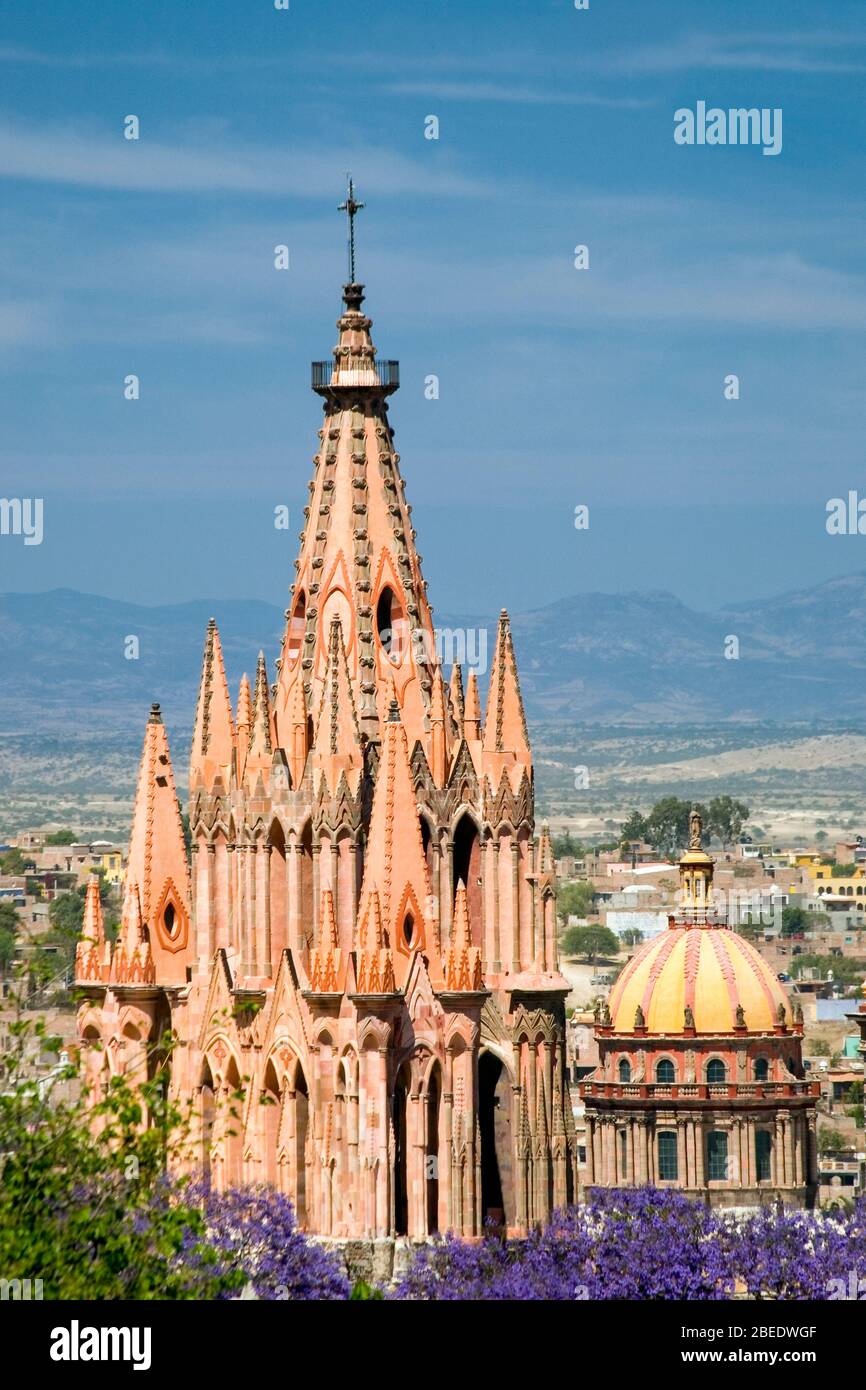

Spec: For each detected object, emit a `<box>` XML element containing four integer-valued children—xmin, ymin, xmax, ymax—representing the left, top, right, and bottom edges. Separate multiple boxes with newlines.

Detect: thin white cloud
<box><xmin>0</xmin><ymin>121</ymin><xmax>490</xmax><ymax>197</ymax></box>
<box><xmin>608</xmin><ymin>31</ymin><xmax>866</xmax><ymax>75</ymax></box>
<box><xmin>382</xmin><ymin>80</ymin><xmax>653</xmax><ymax>109</ymax></box>
<box><xmin>0</xmin><ymin>44</ymin><xmax>288</xmax><ymax>72</ymax></box>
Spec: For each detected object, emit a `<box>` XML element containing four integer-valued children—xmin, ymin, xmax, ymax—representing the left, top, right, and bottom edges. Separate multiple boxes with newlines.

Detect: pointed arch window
<box><xmin>375</xmin><ymin>586</ymin><xmax>406</xmax><ymax>662</ymax></box>
<box><xmin>287</xmin><ymin>591</ymin><xmax>306</xmax><ymax>664</ymax></box>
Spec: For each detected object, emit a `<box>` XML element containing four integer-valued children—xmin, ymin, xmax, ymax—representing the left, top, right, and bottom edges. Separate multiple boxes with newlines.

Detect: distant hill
<box><xmin>1</xmin><ymin>573</ymin><xmax>865</xmax><ymax>737</ymax></box>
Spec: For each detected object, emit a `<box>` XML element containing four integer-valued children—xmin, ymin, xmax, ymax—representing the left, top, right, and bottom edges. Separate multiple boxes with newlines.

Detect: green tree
<box><xmin>560</xmin><ymin>924</ymin><xmax>620</xmax><ymax>962</ymax></box>
<box><xmin>792</xmin><ymin>953</ymin><xmax>865</xmax><ymax>984</ymax></box>
<box><xmin>556</xmin><ymin>881</ymin><xmax>596</xmax><ymax>923</ymax></box>
<box><xmin>645</xmin><ymin>798</ymin><xmax>705</xmax><ymax>858</ymax></box>
<box><xmin>817</xmin><ymin>1127</ymin><xmax>846</xmax><ymax>1154</ymax></box>
<box><xmin>0</xmin><ymin>1007</ymin><xmax>244</xmax><ymax>1299</ymax></box>
<box><xmin>45</xmin><ymin>874</ymin><xmax>118</xmax><ymax>970</ymax></box>
<box><xmin>552</xmin><ymin>831</ymin><xmax>582</xmax><ymax>858</ymax></box>
<box><xmin>780</xmin><ymin>905</ymin><xmax>826</xmax><ymax>938</ymax></box>
<box><xmin>620</xmin><ymin>928</ymin><xmax>644</xmax><ymax>948</ymax></box>
<box><xmin>0</xmin><ymin>849</ymin><xmax>35</xmax><ymax>876</ymax></box>
<box><xmin>706</xmin><ymin>796</ymin><xmax>749</xmax><ymax>849</ymax></box>
<box><xmin>44</xmin><ymin>830</ymin><xmax>77</xmax><ymax>846</ymax></box>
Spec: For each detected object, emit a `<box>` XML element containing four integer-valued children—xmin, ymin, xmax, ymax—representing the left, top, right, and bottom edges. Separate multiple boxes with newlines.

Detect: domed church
<box><xmin>580</xmin><ymin>810</ymin><xmax>819</xmax><ymax>1208</ymax></box>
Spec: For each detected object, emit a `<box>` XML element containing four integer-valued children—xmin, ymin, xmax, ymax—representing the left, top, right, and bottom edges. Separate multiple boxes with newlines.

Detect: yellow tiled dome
<box><xmin>607</xmin><ymin>925</ymin><xmax>791</xmax><ymax>1035</ymax></box>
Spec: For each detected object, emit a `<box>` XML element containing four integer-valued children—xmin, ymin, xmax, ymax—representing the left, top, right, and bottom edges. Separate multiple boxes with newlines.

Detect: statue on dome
<box><xmin>688</xmin><ymin>807</ymin><xmax>703</xmax><ymax>851</ymax></box>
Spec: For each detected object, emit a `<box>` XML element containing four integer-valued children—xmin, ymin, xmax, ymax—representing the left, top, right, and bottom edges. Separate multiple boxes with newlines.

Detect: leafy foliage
<box><xmin>560</xmin><ymin>924</ymin><xmax>620</xmax><ymax>961</ymax></box>
<box><xmin>556</xmin><ymin>880</ymin><xmax>596</xmax><ymax>922</ymax></box>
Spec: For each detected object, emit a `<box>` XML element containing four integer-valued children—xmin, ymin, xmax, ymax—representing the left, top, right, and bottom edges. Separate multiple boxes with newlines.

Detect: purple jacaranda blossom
<box><xmin>394</xmin><ymin>1188</ymin><xmax>866</xmax><ymax>1302</ymax></box>
<box><xmin>189</xmin><ymin>1183</ymin><xmax>350</xmax><ymax>1301</ymax></box>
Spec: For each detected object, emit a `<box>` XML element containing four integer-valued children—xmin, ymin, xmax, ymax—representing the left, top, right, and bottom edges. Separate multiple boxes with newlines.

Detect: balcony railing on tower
<box><xmin>311</xmin><ymin>359</ymin><xmax>399</xmax><ymax>393</ymax></box>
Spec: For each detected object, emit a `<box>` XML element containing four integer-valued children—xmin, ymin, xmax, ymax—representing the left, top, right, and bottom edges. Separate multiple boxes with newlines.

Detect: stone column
<box><xmin>636</xmin><ymin>1117</ymin><xmax>648</xmax><ymax>1184</ymax></box>
<box><xmin>286</xmin><ymin>832</ymin><xmax>298</xmax><ymax>951</ymax></box>
<box><xmin>677</xmin><ymin>1119</ymin><xmax>687</xmax><ymax>1187</ymax></box>
<box><xmin>247</xmin><ymin>842</ymin><xmax>258</xmax><ymax>973</ymax></box>
<box><xmin>226</xmin><ymin>842</ymin><xmax>235</xmax><ymax>952</ymax></box>
<box><xmin>442</xmin><ymin>1054</ymin><xmax>454</xmax><ymax>1232</ymax></box>
<box><xmin>262</xmin><ymin>843</ymin><xmax>272</xmax><ymax>975</ymax></box>
<box><xmin>311</xmin><ymin>841</ymin><xmax>321</xmax><ymax>945</ymax></box>
<box><xmin>190</xmin><ymin>841</ymin><xmax>199</xmax><ymax>961</ymax></box>
<box><xmin>206</xmin><ymin>842</ymin><xmax>216</xmax><ymax>958</ymax></box>
<box><xmin>443</xmin><ymin>839</ymin><xmax>455</xmax><ymax>948</ymax></box>
<box><xmin>492</xmin><ymin>839</ymin><xmax>501</xmax><ymax>972</ymax></box>
<box><xmin>807</xmin><ymin>1112</ymin><xmax>819</xmax><ymax>1187</ymax></box>
<box><xmin>695</xmin><ymin>1120</ymin><xmax>705</xmax><ymax>1187</ymax></box>
<box><xmin>349</xmin><ymin>839</ymin><xmax>359</xmax><ymax>928</ymax></box>
<box><xmin>584</xmin><ymin>1116</ymin><xmax>595</xmax><ymax>1184</ymax></box>
<box><xmin>376</xmin><ymin>1047</ymin><xmax>390</xmax><ymax>1238</ymax></box>
<box><xmin>329</xmin><ymin>836</ymin><xmax>339</xmax><ymax>930</ymax></box>
<box><xmin>783</xmin><ymin>1113</ymin><xmax>794</xmax><ymax>1188</ymax></box>
<box><xmin>511</xmin><ymin>840</ymin><xmax>521</xmax><ymax>973</ymax></box>
<box><xmin>593</xmin><ymin>1115</ymin><xmax>603</xmax><ymax>1189</ymax></box>
<box><xmin>482</xmin><ymin>835</ymin><xmax>495</xmax><ymax>973</ymax></box>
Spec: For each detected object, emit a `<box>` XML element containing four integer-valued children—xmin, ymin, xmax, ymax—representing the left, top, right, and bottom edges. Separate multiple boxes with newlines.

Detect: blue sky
<box><xmin>2</xmin><ymin>0</ymin><xmax>865</xmax><ymax>615</ymax></box>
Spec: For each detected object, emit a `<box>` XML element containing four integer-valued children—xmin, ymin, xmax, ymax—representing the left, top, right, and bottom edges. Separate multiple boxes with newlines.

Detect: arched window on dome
<box><xmin>655</xmin><ymin>1058</ymin><xmax>675</xmax><ymax>1084</ymax></box>
<box><xmin>754</xmin><ymin>1057</ymin><xmax>769</xmax><ymax>1082</ymax></box>
<box><xmin>706</xmin><ymin>1058</ymin><xmax>727</xmax><ymax>1084</ymax></box>
<box><xmin>618</xmin><ymin>1058</ymin><xmax>631</xmax><ymax>1083</ymax></box>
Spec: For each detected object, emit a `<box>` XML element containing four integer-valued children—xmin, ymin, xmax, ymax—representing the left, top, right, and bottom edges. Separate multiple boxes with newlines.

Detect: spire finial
<box><xmin>338</xmin><ymin>175</ymin><xmax>365</xmax><ymax>283</ymax></box>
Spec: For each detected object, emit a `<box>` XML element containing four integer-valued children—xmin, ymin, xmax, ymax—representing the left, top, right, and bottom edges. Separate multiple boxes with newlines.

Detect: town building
<box><xmin>580</xmin><ymin>810</ymin><xmax>819</xmax><ymax>1208</ymax></box>
<box><xmin>75</xmin><ymin>240</ymin><xmax>577</xmax><ymax>1257</ymax></box>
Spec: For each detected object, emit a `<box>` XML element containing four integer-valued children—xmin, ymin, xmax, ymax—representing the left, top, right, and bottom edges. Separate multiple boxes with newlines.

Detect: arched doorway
<box><xmin>393</xmin><ymin>1062</ymin><xmax>411</xmax><ymax>1236</ymax></box>
<box><xmin>479</xmin><ymin>1051</ymin><xmax>514</xmax><ymax>1231</ymax></box>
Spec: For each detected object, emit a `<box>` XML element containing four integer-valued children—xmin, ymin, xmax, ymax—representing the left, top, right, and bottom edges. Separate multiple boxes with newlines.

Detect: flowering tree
<box><xmin>193</xmin><ymin>1185</ymin><xmax>349</xmax><ymax>1300</ymax></box>
<box><xmin>395</xmin><ymin>1188</ymin><xmax>866</xmax><ymax>1302</ymax></box>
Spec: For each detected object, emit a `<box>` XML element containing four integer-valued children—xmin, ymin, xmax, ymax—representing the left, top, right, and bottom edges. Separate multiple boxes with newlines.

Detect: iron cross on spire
<box><xmin>338</xmin><ymin>175</ymin><xmax>365</xmax><ymax>283</ymax></box>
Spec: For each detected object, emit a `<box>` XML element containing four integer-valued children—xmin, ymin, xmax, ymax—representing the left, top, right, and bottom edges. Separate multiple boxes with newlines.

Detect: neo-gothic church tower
<box><xmin>77</xmin><ymin>236</ymin><xmax>577</xmax><ymax>1249</ymax></box>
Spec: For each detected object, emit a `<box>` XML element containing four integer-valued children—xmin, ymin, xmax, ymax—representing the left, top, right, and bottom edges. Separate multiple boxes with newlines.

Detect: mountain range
<box><xmin>1</xmin><ymin>572</ymin><xmax>865</xmax><ymax>738</ymax></box>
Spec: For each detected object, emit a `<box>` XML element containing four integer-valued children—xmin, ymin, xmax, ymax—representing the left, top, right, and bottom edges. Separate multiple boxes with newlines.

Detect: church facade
<box><xmin>75</xmin><ymin>268</ymin><xmax>577</xmax><ymax>1248</ymax></box>
<box><xmin>580</xmin><ymin>812</ymin><xmax>819</xmax><ymax>1209</ymax></box>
